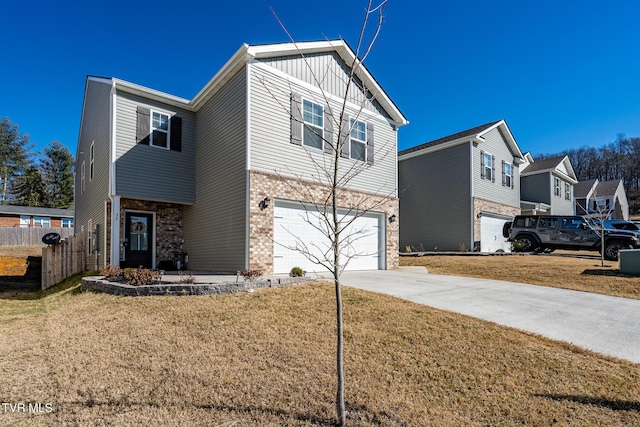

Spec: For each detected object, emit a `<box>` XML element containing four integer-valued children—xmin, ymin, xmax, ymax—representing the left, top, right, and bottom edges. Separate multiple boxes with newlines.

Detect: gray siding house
<box><xmin>574</xmin><ymin>178</ymin><xmax>629</xmax><ymax>220</ymax></box>
<box><xmin>75</xmin><ymin>40</ymin><xmax>407</xmax><ymax>274</ymax></box>
<box><xmin>398</xmin><ymin>120</ymin><xmax>524</xmax><ymax>253</ymax></box>
<box><xmin>520</xmin><ymin>154</ymin><xmax>577</xmax><ymax>215</ymax></box>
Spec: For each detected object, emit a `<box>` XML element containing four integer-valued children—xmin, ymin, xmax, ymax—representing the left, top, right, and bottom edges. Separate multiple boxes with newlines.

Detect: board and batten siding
<box><xmin>249</xmin><ymin>61</ymin><xmax>398</xmax><ymax>197</ymax></box>
<box><xmin>76</xmin><ymin>78</ymin><xmax>112</xmax><ymax>269</ymax></box>
<box><xmin>472</xmin><ymin>128</ymin><xmax>520</xmax><ymax>208</ymax></box>
<box><xmin>182</xmin><ymin>67</ymin><xmax>248</xmax><ymax>272</ymax></box>
<box><xmin>398</xmin><ymin>143</ymin><xmax>472</xmax><ymax>252</ymax></box>
<box><xmin>113</xmin><ymin>92</ymin><xmax>196</xmax><ymax>204</ymax></box>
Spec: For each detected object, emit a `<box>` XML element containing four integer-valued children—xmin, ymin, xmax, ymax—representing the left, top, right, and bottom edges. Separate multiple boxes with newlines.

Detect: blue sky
<box><xmin>2</xmin><ymin>0</ymin><xmax>639</xmax><ymax>159</ymax></box>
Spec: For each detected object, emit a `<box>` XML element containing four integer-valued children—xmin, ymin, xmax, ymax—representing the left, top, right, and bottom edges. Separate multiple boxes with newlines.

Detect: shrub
<box><xmin>123</xmin><ymin>267</ymin><xmax>161</xmax><ymax>286</ymax></box>
<box><xmin>175</xmin><ymin>271</ymin><xmax>196</xmax><ymax>284</ymax></box>
<box><xmin>404</xmin><ymin>245</ymin><xmax>412</xmax><ymax>253</ymax></box>
<box><xmin>511</xmin><ymin>240</ymin><xmax>528</xmax><ymax>253</ymax></box>
<box><xmin>100</xmin><ymin>264</ymin><xmax>123</xmax><ymax>281</ymax></box>
<box><xmin>243</xmin><ymin>269</ymin><xmax>263</xmax><ymax>281</ymax></box>
<box><xmin>290</xmin><ymin>266</ymin><xmax>304</xmax><ymax>277</ymax></box>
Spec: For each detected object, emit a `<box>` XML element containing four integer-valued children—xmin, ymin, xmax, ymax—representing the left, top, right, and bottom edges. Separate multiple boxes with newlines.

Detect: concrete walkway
<box><xmin>337</xmin><ymin>268</ymin><xmax>640</xmax><ymax>364</ymax></box>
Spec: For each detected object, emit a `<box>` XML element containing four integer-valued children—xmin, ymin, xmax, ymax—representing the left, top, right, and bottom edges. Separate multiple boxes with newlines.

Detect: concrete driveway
<box><xmin>338</xmin><ymin>268</ymin><xmax>640</xmax><ymax>364</ymax></box>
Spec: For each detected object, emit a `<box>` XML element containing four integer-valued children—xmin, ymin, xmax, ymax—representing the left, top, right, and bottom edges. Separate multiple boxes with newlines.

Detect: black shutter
<box><xmin>324</xmin><ymin>105</ymin><xmax>334</xmax><ymax>154</ymax></box>
<box><xmin>170</xmin><ymin>116</ymin><xmax>182</xmax><ymax>152</ymax></box>
<box><xmin>366</xmin><ymin>122</ymin><xmax>374</xmax><ymax>165</ymax></box>
<box><xmin>511</xmin><ymin>166</ymin><xmax>515</xmax><ymax>189</ymax></box>
<box><xmin>136</xmin><ymin>106</ymin><xmax>150</xmax><ymax>145</ymax></box>
<box><xmin>491</xmin><ymin>155</ymin><xmax>496</xmax><ymax>183</ymax></box>
<box><xmin>501</xmin><ymin>160</ymin><xmax>506</xmax><ymax>186</ymax></box>
<box><xmin>480</xmin><ymin>150</ymin><xmax>485</xmax><ymax>179</ymax></box>
<box><xmin>290</xmin><ymin>93</ymin><xmax>302</xmax><ymax>146</ymax></box>
<box><xmin>340</xmin><ymin>115</ymin><xmax>350</xmax><ymax>158</ymax></box>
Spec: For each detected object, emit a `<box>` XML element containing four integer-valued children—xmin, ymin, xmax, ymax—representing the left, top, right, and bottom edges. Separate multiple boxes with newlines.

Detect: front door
<box><xmin>124</xmin><ymin>212</ymin><xmax>153</xmax><ymax>268</ymax></box>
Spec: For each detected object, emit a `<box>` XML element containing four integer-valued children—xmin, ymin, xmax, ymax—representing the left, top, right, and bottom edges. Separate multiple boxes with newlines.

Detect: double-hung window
<box><xmin>482</xmin><ymin>152</ymin><xmax>493</xmax><ymax>181</ymax></box>
<box><xmin>302</xmin><ymin>100</ymin><xmax>323</xmax><ymax>150</ymax></box>
<box><xmin>20</xmin><ymin>216</ymin><xmax>30</xmax><ymax>227</ymax></box>
<box><xmin>151</xmin><ymin>111</ymin><xmax>170</xmax><ymax>149</ymax></box>
<box><xmin>350</xmin><ymin>119</ymin><xmax>367</xmax><ymax>162</ymax></box>
<box><xmin>565</xmin><ymin>183</ymin><xmax>571</xmax><ymax>200</ymax></box>
<box><xmin>81</xmin><ymin>161</ymin><xmax>86</xmax><ymax>194</ymax></box>
<box><xmin>504</xmin><ymin>162</ymin><xmax>512</xmax><ymax>187</ymax></box>
<box><xmin>554</xmin><ymin>177</ymin><xmax>561</xmax><ymax>197</ymax></box>
<box><xmin>62</xmin><ymin>218</ymin><xmax>74</xmax><ymax>228</ymax></box>
<box><xmin>89</xmin><ymin>142</ymin><xmax>94</xmax><ymax>181</ymax></box>
<box><xmin>33</xmin><ymin>217</ymin><xmax>51</xmax><ymax>228</ymax></box>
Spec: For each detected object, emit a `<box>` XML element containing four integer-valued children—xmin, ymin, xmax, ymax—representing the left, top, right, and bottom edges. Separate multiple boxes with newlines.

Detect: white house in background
<box><xmin>575</xmin><ymin>178</ymin><xmax>629</xmax><ymax>220</ymax></box>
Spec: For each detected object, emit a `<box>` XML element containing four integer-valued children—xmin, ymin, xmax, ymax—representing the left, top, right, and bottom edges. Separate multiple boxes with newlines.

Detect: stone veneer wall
<box><xmin>473</xmin><ymin>197</ymin><xmax>521</xmax><ymax>244</ymax></box>
<box><xmin>248</xmin><ymin>170</ymin><xmax>399</xmax><ymax>274</ymax></box>
<box><xmin>120</xmin><ymin>199</ymin><xmax>184</xmax><ymax>268</ymax></box>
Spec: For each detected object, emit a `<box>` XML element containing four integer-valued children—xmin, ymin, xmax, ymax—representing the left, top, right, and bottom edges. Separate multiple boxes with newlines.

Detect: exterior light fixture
<box><xmin>389</xmin><ymin>214</ymin><xmax>396</xmax><ymax>223</ymax></box>
<box><xmin>259</xmin><ymin>196</ymin><xmax>271</xmax><ymax>211</ymax></box>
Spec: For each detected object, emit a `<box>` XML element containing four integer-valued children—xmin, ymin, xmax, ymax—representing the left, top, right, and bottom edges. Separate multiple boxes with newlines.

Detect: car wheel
<box><xmin>514</xmin><ymin>235</ymin><xmax>538</xmax><ymax>252</ymax></box>
<box><xmin>604</xmin><ymin>240</ymin><xmax>632</xmax><ymax>261</ymax></box>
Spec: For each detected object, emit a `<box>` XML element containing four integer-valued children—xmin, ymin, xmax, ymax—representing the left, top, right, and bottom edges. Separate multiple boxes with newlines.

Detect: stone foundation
<box><xmin>473</xmin><ymin>197</ymin><xmax>521</xmax><ymax>244</ymax></box>
<box><xmin>248</xmin><ymin>171</ymin><xmax>399</xmax><ymax>274</ymax></box>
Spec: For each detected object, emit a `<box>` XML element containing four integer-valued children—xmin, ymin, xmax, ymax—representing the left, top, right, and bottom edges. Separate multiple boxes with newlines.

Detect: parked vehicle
<box><xmin>602</xmin><ymin>220</ymin><xmax>640</xmax><ymax>232</ymax></box>
<box><xmin>507</xmin><ymin>215</ymin><xmax>640</xmax><ymax>260</ymax></box>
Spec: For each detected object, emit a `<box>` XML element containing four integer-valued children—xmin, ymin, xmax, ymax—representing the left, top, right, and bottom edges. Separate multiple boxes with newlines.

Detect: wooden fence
<box><xmin>0</xmin><ymin>227</ymin><xmax>75</xmax><ymax>246</ymax></box>
<box><xmin>41</xmin><ymin>232</ymin><xmax>86</xmax><ymax>290</ymax></box>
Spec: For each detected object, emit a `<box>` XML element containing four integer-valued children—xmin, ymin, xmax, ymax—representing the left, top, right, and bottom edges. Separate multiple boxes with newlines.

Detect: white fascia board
<box><xmin>480</xmin><ymin>120</ymin><xmax>525</xmax><ymax>162</ymax></box>
<box><xmin>249</xmin><ymin>40</ymin><xmax>408</xmax><ymax>127</ymax></box>
<box><xmin>113</xmin><ymin>78</ymin><xmax>191</xmax><ymax>110</ymax></box>
<box><xmin>398</xmin><ymin>137</ymin><xmax>482</xmax><ymax>162</ymax></box>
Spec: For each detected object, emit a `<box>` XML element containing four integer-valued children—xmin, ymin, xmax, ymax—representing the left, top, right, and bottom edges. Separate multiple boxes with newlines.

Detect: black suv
<box><xmin>506</xmin><ymin>215</ymin><xmax>640</xmax><ymax>260</ymax></box>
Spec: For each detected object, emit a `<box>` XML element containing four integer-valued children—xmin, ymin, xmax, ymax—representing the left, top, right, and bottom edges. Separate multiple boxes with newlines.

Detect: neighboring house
<box><xmin>75</xmin><ymin>40</ymin><xmax>408</xmax><ymax>273</ymax></box>
<box><xmin>520</xmin><ymin>154</ymin><xmax>577</xmax><ymax>215</ymax></box>
<box><xmin>574</xmin><ymin>178</ymin><xmax>629</xmax><ymax>220</ymax></box>
<box><xmin>0</xmin><ymin>205</ymin><xmax>74</xmax><ymax>228</ymax></box>
<box><xmin>398</xmin><ymin>120</ymin><xmax>524</xmax><ymax>253</ymax></box>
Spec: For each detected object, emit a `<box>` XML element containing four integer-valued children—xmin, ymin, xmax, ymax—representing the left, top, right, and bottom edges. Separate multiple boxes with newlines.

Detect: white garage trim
<box><xmin>273</xmin><ymin>199</ymin><xmax>385</xmax><ymax>274</ymax></box>
<box><xmin>480</xmin><ymin>213</ymin><xmax>511</xmax><ymax>253</ymax></box>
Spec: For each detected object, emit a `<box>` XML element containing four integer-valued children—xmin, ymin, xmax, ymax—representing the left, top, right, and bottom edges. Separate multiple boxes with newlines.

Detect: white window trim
<box><xmin>89</xmin><ymin>142</ymin><xmax>94</xmax><ymax>181</ymax></box>
<box><xmin>349</xmin><ymin>118</ymin><xmax>367</xmax><ymax>162</ymax></box>
<box><xmin>302</xmin><ymin>98</ymin><xmax>324</xmax><ymax>151</ymax></box>
<box><xmin>504</xmin><ymin>162</ymin><xmax>512</xmax><ymax>187</ymax></box>
<box><xmin>62</xmin><ymin>218</ymin><xmax>74</xmax><ymax>228</ymax></box>
<box><xmin>81</xmin><ymin>161</ymin><xmax>86</xmax><ymax>194</ymax></box>
<box><xmin>20</xmin><ymin>215</ymin><xmax>30</xmax><ymax>227</ymax></box>
<box><xmin>33</xmin><ymin>217</ymin><xmax>51</xmax><ymax>228</ymax></box>
<box><xmin>565</xmin><ymin>183</ymin><xmax>571</xmax><ymax>200</ymax></box>
<box><xmin>150</xmin><ymin>110</ymin><xmax>171</xmax><ymax>150</ymax></box>
<box><xmin>554</xmin><ymin>177</ymin><xmax>561</xmax><ymax>197</ymax></box>
<box><xmin>484</xmin><ymin>152</ymin><xmax>493</xmax><ymax>181</ymax></box>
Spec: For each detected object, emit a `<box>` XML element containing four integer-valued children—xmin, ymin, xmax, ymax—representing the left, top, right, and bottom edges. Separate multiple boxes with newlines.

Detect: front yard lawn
<box><xmin>1</xmin><ymin>278</ymin><xmax>639</xmax><ymax>426</ymax></box>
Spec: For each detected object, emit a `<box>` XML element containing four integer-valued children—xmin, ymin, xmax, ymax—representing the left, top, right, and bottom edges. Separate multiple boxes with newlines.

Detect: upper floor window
<box><xmin>89</xmin><ymin>142</ymin><xmax>94</xmax><ymax>181</ymax></box>
<box><xmin>62</xmin><ymin>218</ymin><xmax>74</xmax><ymax>228</ymax></box>
<box><xmin>302</xmin><ymin>100</ymin><xmax>324</xmax><ymax>150</ymax></box>
<box><xmin>33</xmin><ymin>217</ymin><xmax>51</xmax><ymax>228</ymax></box>
<box><xmin>81</xmin><ymin>161</ymin><xmax>86</xmax><ymax>194</ymax></box>
<box><xmin>554</xmin><ymin>177</ymin><xmax>561</xmax><ymax>197</ymax></box>
<box><xmin>136</xmin><ymin>106</ymin><xmax>182</xmax><ymax>152</ymax></box>
<box><xmin>503</xmin><ymin>161</ymin><xmax>512</xmax><ymax>188</ymax></box>
<box><xmin>565</xmin><ymin>183</ymin><xmax>571</xmax><ymax>200</ymax></box>
<box><xmin>350</xmin><ymin>119</ymin><xmax>367</xmax><ymax>162</ymax></box>
<box><xmin>151</xmin><ymin>111</ymin><xmax>170</xmax><ymax>149</ymax></box>
<box><xmin>480</xmin><ymin>151</ymin><xmax>494</xmax><ymax>182</ymax></box>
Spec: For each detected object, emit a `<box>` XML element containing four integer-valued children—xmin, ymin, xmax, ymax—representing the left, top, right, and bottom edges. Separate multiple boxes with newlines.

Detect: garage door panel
<box><xmin>480</xmin><ymin>216</ymin><xmax>511</xmax><ymax>253</ymax></box>
<box><xmin>274</xmin><ymin>204</ymin><xmax>382</xmax><ymax>274</ymax></box>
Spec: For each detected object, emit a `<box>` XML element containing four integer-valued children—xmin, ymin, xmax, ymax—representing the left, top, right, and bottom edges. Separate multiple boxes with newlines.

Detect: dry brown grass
<box><xmin>0</xmin><ymin>246</ymin><xmax>43</xmax><ymax>258</ymax></box>
<box><xmin>1</xmin><ymin>279</ymin><xmax>639</xmax><ymax>426</ymax></box>
<box><xmin>401</xmin><ymin>252</ymin><xmax>640</xmax><ymax>300</ymax></box>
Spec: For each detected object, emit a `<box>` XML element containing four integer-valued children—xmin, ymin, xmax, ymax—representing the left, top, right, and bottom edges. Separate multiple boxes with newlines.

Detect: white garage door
<box><xmin>480</xmin><ymin>216</ymin><xmax>511</xmax><ymax>253</ymax></box>
<box><xmin>274</xmin><ymin>203</ymin><xmax>382</xmax><ymax>274</ymax></box>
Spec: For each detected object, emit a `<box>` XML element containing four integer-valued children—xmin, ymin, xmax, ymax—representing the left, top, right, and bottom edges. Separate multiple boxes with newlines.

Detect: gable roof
<box><xmin>596</xmin><ymin>179</ymin><xmax>624</xmax><ymax>197</ymax></box>
<box><xmin>108</xmin><ymin>40</ymin><xmax>408</xmax><ymax>127</ymax></box>
<box><xmin>574</xmin><ymin>179</ymin><xmax>598</xmax><ymax>198</ymax></box>
<box><xmin>0</xmin><ymin>205</ymin><xmax>74</xmax><ymax>217</ymax></box>
<box><xmin>398</xmin><ymin>120</ymin><xmax>524</xmax><ymax>162</ymax></box>
<box><xmin>520</xmin><ymin>155</ymin><xmax>578</xmax><ymax>183</ymax></box>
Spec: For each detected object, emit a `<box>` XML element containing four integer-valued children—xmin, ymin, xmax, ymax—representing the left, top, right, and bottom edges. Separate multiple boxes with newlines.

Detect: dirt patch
<box><xmin>0</xmin><ymin>256</ymin><xmax>29</xmax><ymax>276</ymax></box>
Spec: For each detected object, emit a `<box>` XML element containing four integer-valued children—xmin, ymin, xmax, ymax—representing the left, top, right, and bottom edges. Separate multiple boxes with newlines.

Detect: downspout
<box><xmin>470</xmin><ymin>141</ymin><xmax>476</xmax><ymax>250</ymax></box>
<box><xmin>244</xmin><ymin>61</ymin><xmax>252</xmax><ymax>270</ymax></box>
<box><xmin>109</xmin><ymin>80</ymin><xmax>121</xmax><ymax>267</ymax></box>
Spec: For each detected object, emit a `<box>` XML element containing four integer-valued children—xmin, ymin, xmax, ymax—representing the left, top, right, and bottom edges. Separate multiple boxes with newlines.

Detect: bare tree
<box><xmin>259</xmin><ymin>2</ymin><xmax>400</xmax><ymax>424</ymax></box>
<box><xmin>578</xmin><ymin>191</ymin><xmax>617</xmax><ymax>267</ymax></box>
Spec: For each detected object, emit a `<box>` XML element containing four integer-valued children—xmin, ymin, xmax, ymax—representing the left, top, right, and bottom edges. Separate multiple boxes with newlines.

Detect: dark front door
<box><xmin>124</xmin><ymin>213</ymin><xmax>153</xmax><ymax>268</ymax></box>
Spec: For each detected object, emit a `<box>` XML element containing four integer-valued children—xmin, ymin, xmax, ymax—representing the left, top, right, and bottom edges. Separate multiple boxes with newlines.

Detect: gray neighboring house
<box><xmin>520</xmin><ymin>154</ymin><xmax>577</xmax><ymax>215</ymax></box>
<box><xmin>574</xmin><ymin>178</ymin><xmax>629</xmax><ymax>220</ymax></box>
<box><xmin>75</xmin><ymin>40</ymin><xmax>408</xmax><ymax>273</ymax></box>
<box><xmin>398</xmin><ymin>120</ymin><xmax>524</xmax><ymax>253</ymax></box>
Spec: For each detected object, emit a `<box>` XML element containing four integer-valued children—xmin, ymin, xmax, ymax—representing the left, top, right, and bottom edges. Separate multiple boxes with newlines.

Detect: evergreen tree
<box><xmin>13</xmin><ymin>165</ymin><xmax>50</xmax><ymax>207</ymax></box>
<box><xmin>0</xmin><ymin>117</ymin><xmax>33</xmax><ymax>204</ymax></box>
<box><xmin>41</xmin><ymin>140</ymin><xmax>74</xmax><ymax>208</ymax></box>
